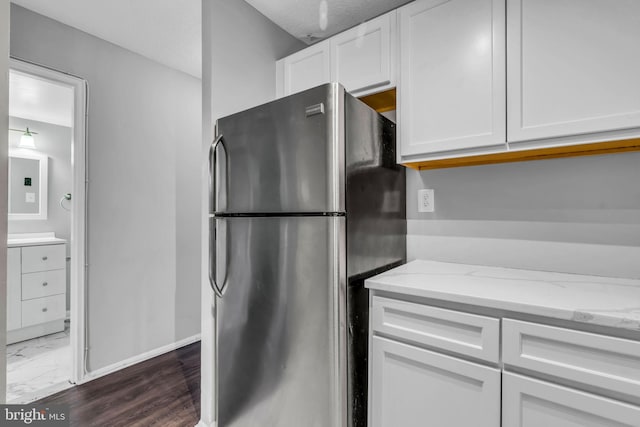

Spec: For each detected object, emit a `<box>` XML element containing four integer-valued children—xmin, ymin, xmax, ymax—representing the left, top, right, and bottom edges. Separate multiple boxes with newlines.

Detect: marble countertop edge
<box><xmin>7</xmin><ymin>232</ymin><xmax>67</xmax><ymax>247</ymax></box>
<box><xmin>366</xmin><ymin>260</ymin><xmax>640</xmax><ymax>332</ymax></box>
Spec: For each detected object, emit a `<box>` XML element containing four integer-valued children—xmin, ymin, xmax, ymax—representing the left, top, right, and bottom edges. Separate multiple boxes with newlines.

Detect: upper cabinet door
<box><xmin>331</xmin><ymin>11</ymin><xmax>396</xmax><ymax>97</ymax></box>
<box><xmin>507</xmin><ymin>0</ymin><xmax>640</xmax><ymax>142</ymax></box>
<box><xmin>399</xmin><ymin>0</ymin><xmax>506</xmax><ymax>158</ymax></box>
<box><xmin>282</xmin><ymin>40</ymin><xmax>331</xmax><ymax>96</ymax></box>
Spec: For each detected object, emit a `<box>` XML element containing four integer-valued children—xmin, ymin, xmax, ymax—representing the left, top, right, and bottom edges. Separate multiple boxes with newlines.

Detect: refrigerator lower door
<box><xmin>215</xmin><ymin>216</ymin><xmax>347</xmax><ymax>427</ymax></box>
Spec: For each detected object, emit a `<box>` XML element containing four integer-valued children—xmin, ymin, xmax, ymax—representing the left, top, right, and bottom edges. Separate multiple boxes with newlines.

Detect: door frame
<box><xmin>8</xmin><ymin>57</ymin><xmax>88</xmax><ymax>385</ymax></box>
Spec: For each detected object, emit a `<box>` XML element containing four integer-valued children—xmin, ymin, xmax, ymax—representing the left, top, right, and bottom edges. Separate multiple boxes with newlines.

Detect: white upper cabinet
<box><xmin>398</xmin><ymin>0</ymin><xmax>506</xmax><ymax>158</ymax></box>
<box><xmin>280</xmin><ymin>40</ymin><xmax>331</xmax><ymax>97</ymax></box>
<box><xmin>277</xmin><ymin>12</ymin><xmax>397</xmax><ymax>98</ymax></box>
<box><xmin>331</xmin><ymin>11</ymin><xmax>396</xmax><ymax>97</ymax></box>
<box><xmin>507</xmin><ymin>0</ymin><xmax>640</xmax><ymax>142</ymax></box>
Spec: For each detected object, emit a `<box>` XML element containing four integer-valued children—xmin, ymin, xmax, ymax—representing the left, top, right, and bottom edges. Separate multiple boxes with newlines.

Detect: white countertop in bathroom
<box><xmin>7</xmin><ymin>232</ymin><xmax>67</xmax><ymax>248</ymax></box>
<box><xmin>366</xmin><ymin>260</ymin><xmax>640</xmax><ymax>332</ymax></box>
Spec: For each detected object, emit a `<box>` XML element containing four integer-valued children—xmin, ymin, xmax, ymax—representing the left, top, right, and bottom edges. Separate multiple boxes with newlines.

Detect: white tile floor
<box><xmin>6</xmin><ymin>321</ymin><xmax>73</xmax><ymax>403</ymax></box>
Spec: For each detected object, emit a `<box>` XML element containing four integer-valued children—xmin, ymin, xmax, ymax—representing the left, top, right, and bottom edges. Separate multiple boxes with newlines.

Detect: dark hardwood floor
<box><xmin>37</xmin><ymin>341</ymin><xmax>201</xmax><ymax>427</ymax></box>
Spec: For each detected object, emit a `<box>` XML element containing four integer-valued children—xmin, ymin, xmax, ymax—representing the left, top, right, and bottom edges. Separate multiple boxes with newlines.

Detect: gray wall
<box><xmin>8</xmin><ymin>118</ymin><xmax>73</xmax><ymax>308</ymax></box>
<box><xmin>407</xmin><ymin>151</ymin><xmax>640</xmax><ymax>278</ymax></box>
<box><xmin>200</xmin><ymin>0</ymin><xmax>303</xmax><ymax>423</ymax></box>
<box><xmin>0</xmin><ymin>0</ymin><xmax>9</xmax><ymax>405</ymax></box>
<box><xmin>11</xmin><ymin>4</ymin><xmax>202</xmax><ymax>371</ymax></box>
<box><xmin>206</xmin><ymin>0</ymin><xmax>304</xmax><ymax>121</ymax></box>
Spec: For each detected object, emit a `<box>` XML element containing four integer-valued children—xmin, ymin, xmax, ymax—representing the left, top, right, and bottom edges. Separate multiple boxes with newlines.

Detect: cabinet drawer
<box><xmin>21</xmin><ymin>244</ymin><xmax>66</xmax><ymax>273</ymax></box>
<box><xmin>503</xmin><ymin>319</ymin><xmax>640</xmax><ymax>400</ymax></box>
<box><xmin>372</xmin><ymin>296</ymin><xmax>500</xmax><ymax>363</ymax></box>
<box><xmin>21</xmin><ymin>294</ymin><xmax>65</xmax><ymax>328</ymax></box>
<box><xmin>22</xmin><ymin>269</ymin><xmax>66</xmax><ymax>300</ymax></box>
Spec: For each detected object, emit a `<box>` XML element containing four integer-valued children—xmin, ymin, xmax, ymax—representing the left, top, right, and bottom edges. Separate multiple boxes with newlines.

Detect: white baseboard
<box><xmin>195</xmin><ymin>421</ymin><xmax>214</xmax><ymax>427</ymax></box>
<box><xmin>7</xmin><ymin>320</ymin><xmax>65</xmax><ymax>345</ymax></box>
<box><xmin>79</xmin><ymin>333</ymin><xmax>201</xmax><ymax>385</ymax></box>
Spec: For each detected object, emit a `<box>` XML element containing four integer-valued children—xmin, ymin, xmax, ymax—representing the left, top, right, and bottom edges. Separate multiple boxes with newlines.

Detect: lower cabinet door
<box><xmin>503</xmin><ymin>372</ymin><xmax>640</xmax><ymax>427</ymax></box>
<box><xmin>369</xmin><ymin>336</ymin><xmax>500</xmax><ymax>427</ymax></box>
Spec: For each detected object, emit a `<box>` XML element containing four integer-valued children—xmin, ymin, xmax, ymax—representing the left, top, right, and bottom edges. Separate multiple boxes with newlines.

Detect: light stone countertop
<box><xmin>7</xmin><ymin>232</ymin><xmax>67</xmax><ymax>248</ymax></box>
<box><xmin>366</xmin><ymin>260</ymin><xmax>640</xmax><ymax>332</ymax></box>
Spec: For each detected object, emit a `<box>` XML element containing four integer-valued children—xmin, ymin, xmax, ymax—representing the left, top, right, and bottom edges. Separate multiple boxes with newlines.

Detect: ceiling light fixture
<box><xmin>9</xmin><ymin>127</ymin><xmax>38</xmax><ymax>149</ymax></box>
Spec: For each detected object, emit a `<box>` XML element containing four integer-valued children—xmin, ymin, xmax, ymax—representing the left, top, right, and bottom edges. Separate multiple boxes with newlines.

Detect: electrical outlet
<box><xmin>417</xmin><ymin>189</ymin><xmax>434</xmax><ymax>213</ymax></box>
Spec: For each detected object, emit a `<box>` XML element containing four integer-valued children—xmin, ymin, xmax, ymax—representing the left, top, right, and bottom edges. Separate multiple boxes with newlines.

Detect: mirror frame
<box><xmin>8</xmin><ymin>148</ymin><xmax>49</xmax><ymax>221</ymax></box>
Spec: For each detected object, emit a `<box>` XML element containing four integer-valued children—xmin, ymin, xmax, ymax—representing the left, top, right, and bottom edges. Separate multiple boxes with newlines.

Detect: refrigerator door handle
<box><xmin>209</xmin><ymin>134</ymin><xmax>227</xmax><ymax>298</ymax></box>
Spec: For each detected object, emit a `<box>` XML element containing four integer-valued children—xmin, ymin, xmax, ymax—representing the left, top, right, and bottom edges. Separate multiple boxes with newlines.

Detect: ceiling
<box><xmin>10</xmin><ymin>0</ymin><xmax>408</xmax><ymax>79</ymax></box>
<box><xmin>9</xmin><ymin>70</ymin><xmax>74</xmax><ymax>128</ymax></box>
<box><xmin>11</xmin><ymin>0</ymin><xmax>202</xmax><ymax>78</ymax></box>
<box><xmin>245</xmin><ymin>0</ymin><xmax>410</xmax><ymax>43</ymax></box>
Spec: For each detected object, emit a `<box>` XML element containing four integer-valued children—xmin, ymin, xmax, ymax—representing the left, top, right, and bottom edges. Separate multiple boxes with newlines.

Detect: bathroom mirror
<box><xmin>8</xmin><ymin>150</ymin><xmax>48</xmax><ymax>220</ymax></box>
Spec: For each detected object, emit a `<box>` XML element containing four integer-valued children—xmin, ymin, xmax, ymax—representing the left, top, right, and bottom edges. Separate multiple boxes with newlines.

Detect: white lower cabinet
<box><xmin>368</xmin><ymin>294</ymin><xmax>640</xmax><ymax>426</ymax></box>
<box><xmin>6</xmin><ymin>242</ymin><xmax>67</xmax><ymax>344</ymax></box>
<box><xmin>369</xmin><ymin>296</ymin><xmax>501</xmax><ymax>426</ymax></box>
<box><xmin>370</xmin><ymin>336</ymin><xmax>500</xmax><ymax>427</ymax></box>
<box><xmin>6</xmin><ymin>248</ymin><xmax>22</xmax><ymax>331</ymax></box>
<box><xmin>503</xmin><ymin>372</ymin><xmax>640</xmax><ymax>427</ymax></box>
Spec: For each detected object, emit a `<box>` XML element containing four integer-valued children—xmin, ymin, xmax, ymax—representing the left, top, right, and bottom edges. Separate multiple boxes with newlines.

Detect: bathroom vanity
<box><xmin>7</xmin><ymin>233</ymin><xmax>67</xmax><ymax>344</ymax></box>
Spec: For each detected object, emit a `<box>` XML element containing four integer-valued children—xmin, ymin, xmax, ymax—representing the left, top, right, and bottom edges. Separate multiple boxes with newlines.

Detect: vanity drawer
<box><xmin>22</xmin><ymin>269</ymin><xmax>66</xmax><ymax>300</ymax></box>
<box><xmin>372</xmin><ymin>296</ymin><xmax>500</xmax><ymax>363</ymax></box>
<box><xmin>21</xmin><ymin>244</ymin><xmax>66</xmax><ymax>273</ymax></box>
<box><xmin>21</xmin><ymin>294</ymin><xmax>66</xmax><ymax>328</ymax></box>
<box><xmin>503</xmin><ymin>319</ymin><xmax>640</xmax><ymax>400</ymax></box>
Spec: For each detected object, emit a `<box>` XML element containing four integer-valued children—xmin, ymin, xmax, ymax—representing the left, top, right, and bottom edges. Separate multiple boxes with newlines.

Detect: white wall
<box><xmin>10</xmin><ymin>4</ymin><xmax>202</xmax><ymax>371</ymax></box>
<box><xmin>200</xmin><ymin>1</ymin><xmax>303</xmax><ymax>424</ymax></box>
<box><xmin>0</xmin><ymin>0</ymin><xmax>9</xmax><ymax>405</ymax></box>
<box><xmin>406</xmin><ymin>152</ymin><xmax>640</xmax><ymax>279</ymax></box>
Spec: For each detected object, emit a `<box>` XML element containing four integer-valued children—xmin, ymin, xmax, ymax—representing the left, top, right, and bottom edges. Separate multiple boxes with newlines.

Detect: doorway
<box><xmin>5</xmin><ymin>58</ymin><xmax>87</xmax><ymax>403</ymax></box>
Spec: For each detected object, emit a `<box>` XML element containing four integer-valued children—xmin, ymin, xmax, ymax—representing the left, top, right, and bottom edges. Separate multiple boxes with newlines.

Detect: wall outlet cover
<box><xmin>418</xmin><ymin>189</ymin><xmax>434</xmax><ymax>213</ymax></box>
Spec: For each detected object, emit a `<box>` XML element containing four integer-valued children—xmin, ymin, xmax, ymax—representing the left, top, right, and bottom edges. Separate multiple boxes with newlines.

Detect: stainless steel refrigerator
<box><xmin>209</xmin><ymin>83</ymin><xmax>405</xmax><ymax>427</ymax></box>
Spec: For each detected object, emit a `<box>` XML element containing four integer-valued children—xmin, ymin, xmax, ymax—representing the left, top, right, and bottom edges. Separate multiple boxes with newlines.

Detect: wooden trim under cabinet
<box><xmin>402</xmin><ymin>137</ymin><xmax>640</xmax><ymax>170</ymax></box>
<box><xmin>358</xmin><ymin>88</ymin><xmax>396</xmax><ymax>113</ymax></box>
<box><xmin>357</xmin><ymin>91</ymin><xmax>640</xmax><ymax>170</ymax></box>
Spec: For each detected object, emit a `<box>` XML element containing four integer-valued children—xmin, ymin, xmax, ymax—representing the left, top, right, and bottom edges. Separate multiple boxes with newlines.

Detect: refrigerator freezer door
<box><xmin>215</xmin><ymin>83</ymin><xmax>345</xmax><ymax>214</ymax></box>
<box><xmin>215</xmin><ymin>216</ymin><xmax>347</xmax><ymax>427</ymax></box>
